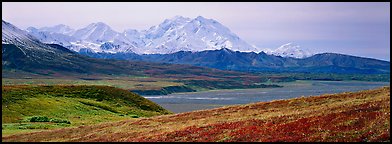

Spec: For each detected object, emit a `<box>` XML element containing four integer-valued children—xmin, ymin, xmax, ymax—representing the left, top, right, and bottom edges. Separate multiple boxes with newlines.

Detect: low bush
<box><xmin>30</xmin><ymin>116</ymin><xmax>50</xmax><ymax>122</ymax></box>
<box><xmin>29</xmin><ymin>116</ymin><xmax>71</xmax><ymax>124</ymax></box>
<box><xmin>50</xmin><ymin>119</ymin><xmax>71</xmax><ymax>124</ymax></box>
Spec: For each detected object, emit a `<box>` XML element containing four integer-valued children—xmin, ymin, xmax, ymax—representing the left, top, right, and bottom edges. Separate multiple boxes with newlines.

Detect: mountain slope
<box><xmin>2</xmin><ymin>20</ymin><xmax>97</xmax><ymax>74</ymax></box>
<box><xmin>3</xmin><ymin>86</ymin><xmax>389</xmax><ymax>142</ymax></box>
<box><xmin>294</xmin><ymin>53</ymin><xmax>391</xmax><ymax>73</ymax></box>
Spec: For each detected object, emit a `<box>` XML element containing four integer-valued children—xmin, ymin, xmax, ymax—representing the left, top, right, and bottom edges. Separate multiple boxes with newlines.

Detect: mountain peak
<box><xmin>95</xmin><ymin>22</ymin><xmax>107</xmax><ymax>25</ymax></box>
<box><xmin>88</xmin><ymin>22</ymin><xmax>110</xmax><ymax>28</ymax></box>
<box><xmin>195</xmin><ymin>15</ymin><xmax>206</xmax><ymax>20</ymax></box>
<box><xmin>164</xmin><ymin>16</ymin><xmax>191</xmax><ymax>24</ymax></box>
<box><xmin>52</xmin><ymin>24</ymin><xmax>69</xmax><ymax>28</ymax></box>
<box><xmin>278</xmin><ymin>43</ymin><xmax>300</xmax><ymax>51</ymax></box>
<box><xmin>193</xmin><ymin>16</ymin><xmax>216</xmax><ymax>24</ymax></box>
<box><xmin>37</xmin><ymin>24</ymin><xmax>75</xmax><ymax>35</ymax></box>
<box><xmin>171</xmin><ymin>15</ymin><xmax>190</xmax><ymax>20</ymax></box>
<box><xmin>220</xmin><ymin>47</ymin><xmax>234</xmax><ymax>53</ymax></box>
<box><xmin>71</xmin><ymin>21</ymin><xmax>119</xmax><ymax>45</ymax></box>
<box><xmin>26</xmin><ymin>27</ymin><xmax>38</xmax><ymax>32</ymax></box>
<box><xmin>272</xmin><ymin>43</ymin><xmax>315</xmax><ymax>59</ymax></box>
<box><xmin>53</xmin><ymin>24</ymin><xmax>73</xmax><ymax>31</ymax></box>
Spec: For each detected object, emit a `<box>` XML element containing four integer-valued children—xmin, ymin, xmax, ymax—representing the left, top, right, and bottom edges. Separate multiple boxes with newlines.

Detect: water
<box><xmin>142</xmin><ymin>80</ymin><xmax>390</xmax><ymax>113</ymax></box>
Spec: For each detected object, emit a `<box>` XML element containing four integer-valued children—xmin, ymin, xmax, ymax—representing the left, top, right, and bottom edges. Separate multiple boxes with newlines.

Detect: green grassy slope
<box><xmin>2</xmin><ymin>85</ymin><xmax>172</xmax><ymax>135</ymax></box>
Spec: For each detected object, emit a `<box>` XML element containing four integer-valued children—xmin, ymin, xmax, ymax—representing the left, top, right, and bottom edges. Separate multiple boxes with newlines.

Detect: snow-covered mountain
<box><xmin>27</xmin><ymin>24</ymin><xmax>75</xmax><ymax>35</ymax></box>
<box><xmin>71</xmin><ymin>22</ymin><xmax>118</xmax><ymax>42</ymax></box>
<box><xmin>39</xmin><ymin>24</ymin><xmax>75</xmax><ymax>35</ymax></box>
<box><xmin>2</xmin><ymin>20</ymin><xmax>50</xmax><ymax>50</ymax></box>
<box><xmin>25</xmin><ymin>16</ymin><xmax>258</xmax><ymax>54</ymax></box>
<box><xmin>26</xmin><ymin>26</ymin><xmax>77</xmax><ymax>47</ymax></box>
<box><xmin>140</xmin><ymin>16</ymin><xmax>257</xmax><ymax>54</ymax></box>
<box><xmin>2</xmin><ymin>20</ymin><xmax>76</xmax><ymax>64</ymax></box>
<box><xmin>23</xmin><ymin>16</ymin><xmax>315</xmax><ymax>57</ymax></box>
<box><xmin>264</xmin><ymin>43</ymin><xmax>315</xmax><ymax>58</ymax></box>
<box><xmin>26</xmin><ymin>22</ymin><xmax>139</xmax><ymax>53</ymax></box>
<box><xmin>70</xmin><ymin>22</ymin><xmax>139</xmax><ymax>53</ymax></box>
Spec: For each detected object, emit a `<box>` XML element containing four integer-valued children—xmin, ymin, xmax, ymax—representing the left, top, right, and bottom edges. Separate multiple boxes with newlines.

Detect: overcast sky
<box><xmin>2</xmin><ymin>2</ymin><xmax>390</xmax><ymax>61</ymax></box>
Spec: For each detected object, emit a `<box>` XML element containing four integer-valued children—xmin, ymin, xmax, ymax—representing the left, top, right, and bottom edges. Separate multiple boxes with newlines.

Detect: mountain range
<box><xmin>3</xmin><ymin>18</ymin><xmax>390</xmax><ymax>75</ymax></box>
<box><xmin>25</xmin><ymin>16</ymin><xmax>313</xmax><ymax>58</ymax></box>
<box><xmin>80</xmin><ymin>48</ymin><xmax>390</xmax><ymax>74</ymax></box>
<box><xmin>2</xmin><ymin>20</ymin><xmax>250</xmax><ymax>79</ymax></box>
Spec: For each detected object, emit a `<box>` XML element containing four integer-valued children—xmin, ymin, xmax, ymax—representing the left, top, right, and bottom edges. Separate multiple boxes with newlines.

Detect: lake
<box><xmin>142</xmin><ymin>80</ymin><xmax>390</xmax><ymax>113</ymax></box>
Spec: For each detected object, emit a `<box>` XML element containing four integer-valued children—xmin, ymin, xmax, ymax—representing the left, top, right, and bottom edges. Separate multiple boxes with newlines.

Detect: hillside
<box><xmin>2</xmin><ymin>85</ymin><xmax>171</xmax><ymax>135</ymax></box>
<box><xmin>3</xmin><ymin>86</ymin><xmax>389</xmax><ymax>142</ymax></box>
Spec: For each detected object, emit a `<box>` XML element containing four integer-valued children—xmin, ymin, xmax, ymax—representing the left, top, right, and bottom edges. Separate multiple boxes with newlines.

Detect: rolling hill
<box><xmin>3</xmin><ymin>86</ymin><xmax>389</xmax><ymax>142</ymax></box>
<box><xmin>2</xmin><ymin>85</ymin><xmax>171</xmax><ymax>136</ymax></box>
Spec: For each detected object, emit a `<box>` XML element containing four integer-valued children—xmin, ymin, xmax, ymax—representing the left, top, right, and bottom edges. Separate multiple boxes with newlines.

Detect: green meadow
<box><xmin>2</xmin><ymin>85</ymin><xmax>172</xmax><ymax>136</ymax></box>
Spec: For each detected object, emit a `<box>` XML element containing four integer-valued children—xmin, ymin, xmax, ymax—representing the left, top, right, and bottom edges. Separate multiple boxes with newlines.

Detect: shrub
<box><xmin>29</xmin><ymin>116</ymin><xmax>71</xmax><ymax>124</ymax></box>
<box><xmin>49</xmin><ymin>119</ymin><xmax>71</xmax><ymax>124</ymax></box>
<box><xmin>30</xmin><ymin>116</ymin><xmax>50</xmax><ymax>122</ymax></box>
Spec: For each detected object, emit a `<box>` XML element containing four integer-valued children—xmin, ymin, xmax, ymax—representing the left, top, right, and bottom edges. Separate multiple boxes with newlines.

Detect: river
<box><xmin>142</xmin><ymin>80</ymin><xmax>390</xmax><ymax>113</ymax></box>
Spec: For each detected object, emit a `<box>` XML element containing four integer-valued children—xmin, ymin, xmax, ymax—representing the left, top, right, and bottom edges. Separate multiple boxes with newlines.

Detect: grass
<box><xmin>2</xmin><ymin>86</ymin><xmax>389</xmax><ymax>142</ymax></box>
<box><xmin>2</xmin><ymin>85</ymin><xmax>172</xmax><ymax>136</ymax></box>
<box><xmin>2</xmin><ymin>77</ymin><xmax>183</xmax><ymax>90</ymax></box>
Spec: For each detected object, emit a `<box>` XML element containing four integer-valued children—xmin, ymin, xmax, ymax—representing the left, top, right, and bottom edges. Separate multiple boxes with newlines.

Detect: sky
<box><xmin>2</xmin><ymin>2</ymin><xmax>390</xmax><ymax>61</ymax></box>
